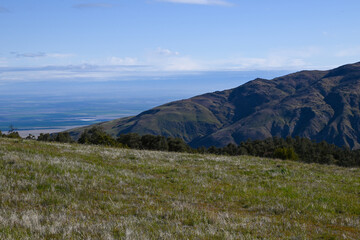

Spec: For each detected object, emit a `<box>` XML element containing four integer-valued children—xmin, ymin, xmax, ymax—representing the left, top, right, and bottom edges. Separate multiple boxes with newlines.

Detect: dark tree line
<box><xmin>33</xmin><ymin>127</ymin><xmax>189</xmax><ymax>153</ymax></box>
<box><xmin>77</xmin><ymin>127</ymin><xmax>190</xmax><ymax>152</ymax></box>
<box><xmin>205</xmin><ymin>136</ymin><xmax>360</xmax><ymax>167</ymax></box>
<box><xmin>37</xmin><ymin>132</ymin><xmax>73</xmax><ymax>143</ymax></box>
<box><xmin>8</xmin><ymin>126</ymin><xmax>359</xmax><ymax>167</ymax></box>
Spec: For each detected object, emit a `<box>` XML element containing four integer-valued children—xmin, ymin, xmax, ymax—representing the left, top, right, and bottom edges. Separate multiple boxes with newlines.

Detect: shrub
<box><xmin>141</xmin><ymin>135</ymin><xmax>168</xmax><ymax>151</ymax></box>
<box><xmin>55</xmin><ymin>132</ymin><xmax>73</xmax><ymax>143</ymax></box>
<box><xmin>117</xmin><ymin>133</ymin><xmax>142</xmax><ymax>149</ymax></box>
<box><xmin>6</xmin><ymin>132</ymin><xmax>21</xmax><ymax>139</ymax></box>
<box><xmin>78</xmin><ymin>127</ymin><xmax>117</xmax><ymax>146</ymax></box>
<box><xmin>37</xmin><ymin>133</ymin><xmax>52</xmax><ymax>142</ymax></box>
<box><xmin>26</xmin><ymin>134</ymin><xmax>36</xmax><ymax>140</ymax></box>
<box><xmin>167</xmin><ymin>137</ymin><xmax>189</xmax><ymax>152</ymax></box>
<box><xmin>274</xmin><ymin>147</ymin><xmax>299</xmax><ymax>160</ymax></box>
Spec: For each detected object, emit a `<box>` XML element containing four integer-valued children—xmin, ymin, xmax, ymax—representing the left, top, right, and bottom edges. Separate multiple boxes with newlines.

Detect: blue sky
<box><xmin>0</xmin><ymin>0</ymin><xmax>360</xmax><ymax>81</ymax></box>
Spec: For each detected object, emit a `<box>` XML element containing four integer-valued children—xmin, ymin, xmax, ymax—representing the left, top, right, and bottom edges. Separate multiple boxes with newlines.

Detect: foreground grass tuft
<box><xmin>0</xmin><ymin>138</ymin><xmax>359</xmax><ymax>239</ymax></box>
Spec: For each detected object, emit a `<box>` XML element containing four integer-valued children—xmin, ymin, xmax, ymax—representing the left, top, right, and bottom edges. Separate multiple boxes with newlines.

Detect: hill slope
<box><xmin>68</xmin><ymin>62</ymin><xmax>360</xmax><ymax>149</ymax></box>
<box><xmin>0</xmin><ymin>138</ymin><xmax>359</xmax><ymax>239</ymax></box>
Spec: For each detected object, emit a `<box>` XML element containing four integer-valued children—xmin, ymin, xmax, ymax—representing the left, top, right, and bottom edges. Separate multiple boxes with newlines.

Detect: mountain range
<box><xmin>68</xmin><ymin>62</ymin><xmax>360</xmax><ymax>149</ymax></box>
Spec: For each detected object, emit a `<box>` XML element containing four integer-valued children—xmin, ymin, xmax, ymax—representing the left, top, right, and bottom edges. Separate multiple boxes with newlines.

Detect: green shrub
<box><xmin>6</xmin><ymin>132</ymin><xmax>21</xmax><ymax>139</ymax></box>
<box><xmin>167</xmin><ymin>137</ymin><xmax>189</xmax><ymax>152</ymax></box>
<box><xmin>117</xmin><ymin>133</ymin><xmax>142</xmax><ymax>149</ymax></box>
<box><xmin>78</xmin><ymin>127</ymin><xmax>117</xmax><ymax>146</ymax></box>
<box><xmin>141</xmin><ymin>134</ymin><xmax>168</xmax><ymax>151</ymax></box>
<box><xmin>274</xmin><ymin>147</ymin><xmax>299</xmax><ymax>160</ymax></box>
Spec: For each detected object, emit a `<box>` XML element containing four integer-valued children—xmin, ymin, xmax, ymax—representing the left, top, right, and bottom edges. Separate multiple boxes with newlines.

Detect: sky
<box><xmin>1</xmin><ymin>0</ymin><xmax>360</xmax><ymax>82</ymax></box>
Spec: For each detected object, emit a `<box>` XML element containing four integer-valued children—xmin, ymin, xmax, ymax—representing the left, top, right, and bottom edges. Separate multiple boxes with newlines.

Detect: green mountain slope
<box><xmin>68</xmin><ymin>62</ymin><xmax>360</xmax><ymax>149</ymax></box>
<box><xmin>0</xmin><ymin>138</ymin><xmax>359</xmax><ymax>239</ymax></box>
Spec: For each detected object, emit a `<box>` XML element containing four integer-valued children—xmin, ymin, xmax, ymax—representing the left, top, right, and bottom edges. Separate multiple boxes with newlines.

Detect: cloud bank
<box><xmin>10</xmin><ymin>52</ymin><xmax>74</xmax><ymax>59</ymax></box>
<box><xmin>1</xmin><ymin>46</ymin><xmax>331</xmax><ymax>82</ymax></box>
<box><xmin>11</xmin><ymin>52</ymin><xmax>46</xmax><ymax>58</ymax></box>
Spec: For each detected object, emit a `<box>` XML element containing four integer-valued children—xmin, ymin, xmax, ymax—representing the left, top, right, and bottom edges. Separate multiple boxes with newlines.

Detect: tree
<box><xmin>273</xmin><ymin>147</ymin><xmax>298</xmax><ymax>160</ymax></box>
<box><xmin>25</xmin><ymin>134</ymin><xmax>36</xmax><ymax>140</ymax></box>
<box><xmin>6</xmin><ymin>131</ymin><xmax>21</xmax><ymax>139</ymax></box>
<box><xmin>141</xmin><ymin>135</ymin><xmax>168</xmax><ymax>151</ymax></box>
<box><xmin>222</xmin><ymin>143</ymin><xmax>238</xmax><ymax>156</ymax></box>
<box><xmin>167</xmin><ymin>137</ymin><xmax>189</xmax><ymax>152</ymax></box>
<box><xmin>8</xmin><ymin>124</ymin><xmax>17</xmax><ymax>133</ymax></box>
<box><xmin>55</xmin><ymin>132</ymin><xmax>73</xmax><ymax>143</ymax></box>
<box><xmin>78</xmin><ymin>127</ymin><xmax>117</xmax><ymax>146</ymax></box>
<box><xmin>37</xmin><ymin>133</ymin><xmax>52</xmax><ymax>142</ymax></box>
<box><xmin>117</xmin><ymin>133</ymin><xmax>142</xmax><ymax>149</ymax></box>
<box><xmin>208</xmin><ymin>146</ymin><xmax>218</xmax><ymax>154</ymax></box>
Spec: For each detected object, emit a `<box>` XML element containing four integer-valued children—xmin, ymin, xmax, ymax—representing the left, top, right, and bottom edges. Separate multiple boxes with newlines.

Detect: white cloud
<box><xmin>0</xmin><ymin>65</ymin><xmax>152</xmax><ymax>82</ymax></box>
<box><xmin>145</xmin><ymin>47</ymin><xmax>202</xmax><ymax>71</ymax></box>
<box><xmin>0</xmin><ymin>56</ymin><xmax>307</xmax><ymax>82</ymax></box>
<box><xmin>0</xmin><ymin>55</ymin><xmax>306</xmax><ymax>82</ymax></box>
<box><xmin>335</xmin><ymin>47</ymin><xmax>360</xmax><ymax>57</ymax></box>
<box><xmin>47</xmin><ymin>53</ymin><xmax>75</xmax><ymax>58</ymax></box>
<box><xmin>1</xmin><ymin>46</ymin><xmax>326</xmax><ymax>82</ymax></box>
<box><xmin>155</xmin><ymin>47</ymin><xmax>179</xmax><ymax>56</ymax></box>
<box><xmin>161</xmin><ymin>56</ymin><xmax>202</xmax><ymax>71</ymax></box>
<box><xmin>268</xmin><ymin>47</ymin><xmax>321</xmax><ymax>59</ymax></box>
<box><xmin>11</xmin><ymin>52</ymin><xmax>47</xmax><ymax>58</ymax></box>
<box><xmin>108</xmin><ymin>57</ymin><xmax>138</xmax><ymax>65</ymax></box>
<box><xmin>157</xmin><ymin>0</ymin><xmax>232</xmax><ymax>6</ymax></box>
<box><xmin>218</xmin><ymin>57</ymin><xmax>307</xmax><ymax>70</ymax></box>
<box><xmin>10</xmin><ymin>52</ymin><xmax>74</xmax><ymax>59</ymax></box>
<box><xmin>214</xmin><ymin>47</ymin><xmax>320</xmax><ymax>70</ymax></box>
<box><xmin>147</xmin><ymin>46</ymin><xmax>316</xmax><ymax>71</ymax></box>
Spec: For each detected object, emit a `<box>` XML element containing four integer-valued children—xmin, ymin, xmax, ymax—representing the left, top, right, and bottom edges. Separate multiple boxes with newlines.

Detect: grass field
<box><xmin>0</xmin><ymin>138</ymin><xmax>359</xmax><ymax>239</ymax></box>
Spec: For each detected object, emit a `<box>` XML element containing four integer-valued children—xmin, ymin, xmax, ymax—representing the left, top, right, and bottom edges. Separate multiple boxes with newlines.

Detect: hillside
<box><xmin>0</xmin><ymin>138</ymin><xmax>359</xmax><ymax>239</ymax></box>
<box><xmin>68</xmin><ymin>62</ymin><xmax>360</xmax><ymax>149</ymax></box>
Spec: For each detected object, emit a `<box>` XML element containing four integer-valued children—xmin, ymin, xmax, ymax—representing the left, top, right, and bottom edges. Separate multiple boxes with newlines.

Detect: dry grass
<box><xmin>0</xmin><ymin>138</ymin><xmax>359</xmax><ymax>239</ymax></box>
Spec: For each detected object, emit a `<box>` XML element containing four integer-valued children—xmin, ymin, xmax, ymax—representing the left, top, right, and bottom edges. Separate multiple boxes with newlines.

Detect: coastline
<box><xmin>16</xmin><ymin>125</ymin><xmax>86</xmax><ymax>138</ymax></box>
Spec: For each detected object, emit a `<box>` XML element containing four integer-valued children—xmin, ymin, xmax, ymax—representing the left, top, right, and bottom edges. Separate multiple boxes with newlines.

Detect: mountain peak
<box><xmin>68</xmin><ymin>63</ymin><xmax>360</xmax><ymax>149</ymax></box>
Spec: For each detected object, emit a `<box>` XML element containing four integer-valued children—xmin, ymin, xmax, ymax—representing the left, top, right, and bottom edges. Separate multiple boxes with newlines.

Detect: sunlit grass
<box><xmin>0</xmin><ymin>138</ymin><xmax>359</xmax><ymax>239</ymax></box>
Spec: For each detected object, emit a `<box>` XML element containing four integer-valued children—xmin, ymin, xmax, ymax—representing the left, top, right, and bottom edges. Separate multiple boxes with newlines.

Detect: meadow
<box><xmin>0</xmin><ymin>138</ymin><xmax>359</xmax><ymax>239</ymax></box>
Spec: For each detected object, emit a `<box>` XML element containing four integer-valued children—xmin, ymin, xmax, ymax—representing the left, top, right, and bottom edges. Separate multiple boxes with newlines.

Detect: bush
<box><xmin>25</xmin><ymin>134</ymin><xmax>36</xmax><ymax>140</ymax></box>
<box><xmin>167</xmin><ymin>137</ymin><xmax>189</xmax><ymax>152</ymax></box>
<box><xmin>117</xmin><ymin>133</ymin><xmax>142</xmax><ymax>149</ymax></box>
<box><xmin>273</xmin><ymin>147</ymin><xmax>299</xmax><ymax>160</ymax></box>
<box><xmin>55</xmin><ymin>132</ymin><xmax>73</xmax><ymax>143</ymax></box>
<box><xmin>6</xmin><ymin>132</ymin><xmax>21</xmax><ymax>139</ymax></box>
<box><xmin>78</xmin><ymin>127</ymin><xmax>117</xmax><ymax>146</ymax></box>
<box><xmin>38</xmin><ymin>133</ymin><xmax>52</xmax><ymax>142</ymax></box>
<box><xmin>141</xmin><ymin>135</ymin><xmax>168</xmax><ymax>151</ymax></box>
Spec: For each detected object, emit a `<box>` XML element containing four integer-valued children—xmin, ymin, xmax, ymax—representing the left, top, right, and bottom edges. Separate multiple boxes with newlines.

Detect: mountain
<box><xmin>68</xmin><ymin>62</ymin><xmax>360</xmax><ymax>149</ymax></box>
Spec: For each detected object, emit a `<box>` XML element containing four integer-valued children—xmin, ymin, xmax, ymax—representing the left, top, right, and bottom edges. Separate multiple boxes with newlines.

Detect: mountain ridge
<box><xmin>67</xmin><ymin>62</ymin><xmax>360</xmax><ymax>149</ymax></box>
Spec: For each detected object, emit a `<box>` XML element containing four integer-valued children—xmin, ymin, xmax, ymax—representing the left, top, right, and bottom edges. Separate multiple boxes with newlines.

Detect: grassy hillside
<box><xmin>0</xmin><ymin>138</ymin><xmax>359</xmax><ymax>239</ymax></box>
